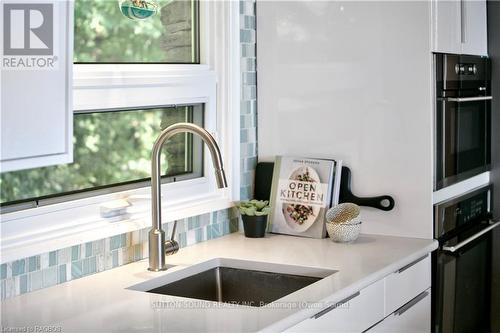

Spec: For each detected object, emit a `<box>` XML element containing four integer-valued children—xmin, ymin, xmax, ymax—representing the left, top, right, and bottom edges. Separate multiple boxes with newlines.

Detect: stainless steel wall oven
<box><xmin>432</xmin><ymin>185</ymin><xmax>499</xmax><ymax>333</ymax></box>
<box><xmin>434</xmin><ymin>54</ymin><xmax>491</xmax><ymax>190</ymax></box>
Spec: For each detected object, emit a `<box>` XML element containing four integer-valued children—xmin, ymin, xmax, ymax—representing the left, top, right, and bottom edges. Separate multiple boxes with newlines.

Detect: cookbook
<box><xmin>269</xmin><ymin>156</ymin><xmax>342</xmax><ymax>238</ymax></box>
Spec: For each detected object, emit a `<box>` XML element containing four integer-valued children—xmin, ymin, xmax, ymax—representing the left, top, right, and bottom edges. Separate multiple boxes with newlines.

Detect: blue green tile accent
<box><xmin>195</xmin><ymin>228</ymin><xmax>203</xmax><ymax>242</ymax></box>
<box><xmin>222</xmin><ymin>220</ymin><xmax>230</xmax><ymax>235</ymax></box>
<box><xmin>49</xmin><ymin>251</ymin><xmax>58</xmax><ymax>267</ymax></box>
<box><xmin>42</xmin><ymin>267</ymin><xmax>57</xmax><ymax>288</ymax></box>
<box><xmin>71</xmin><ymin>261</ymin><xmax>83</xmax><ymax>279</ymax></box>
<box><xmin>71</xmin><ymin>245</ymin><xmax>80</xmax><ymax>261</ymax></box>
<box><xmin>30</xmin><ymin>271</ymin><xmax>43</xmax><ymax>291</ymax></box>
<box><xmin>92</xmin><ymin>240</ymin><xmax>105</xmax><ymax>256</ymax></box>
<box><xmin>240</xmin><ymin>29</ymin><xmax>254</xmax><ymax>43</ymax></box>
<box><xmin>85</xmin><ymin>242</ymin><xmax>93</xmax><ymax>258</ymax></box>
<box><xmin>0</xmin><ymin>264</ymin><xmax>6</xmax><ymax>279</ymax></box>
<box><xmin>200</xmin><ymin>214</ymin><xmax>210</xmax><ymax>227</ymax></box>
<box><xmin>1</xmin><ymin>280</ymin><xmax>6</xmax><ymax>299</ymax></box>
<box><xmin>59</xmin><ymin>265</ymin><xmax>67</xmax><ymax>283</ymax></box>
<box><xmin>112</xmin><ymin>251</ymin><xmax>119</xmax><ymax>268</ymax></box>
<box><xmin>206</xmin><ymin>225</ymin><xmax>213</xmax><ymax>240</ymax></box>
<box><xmin>19</xmin><ymin>275</ymin><xmax>28</xmax><ymax>294</ymax></box>
<box><xmin>120</xmin><ymin>234</ymin><xmax>127</xmax><ymax>247</ymax></box>
<box><xmin>12</xmin><ymin>260</ymin><xmax>25</xmax><ymax>276</ymax></box>
<box><xmin>90</xmin><ymin>257</ymin><xmax>97</xmax><ymax>274</ymax></box>
<box><xmin>178</xmin><ymin>233</ymin><xmax>187</xmax><ymax>248</ymax></box>
<box><xmin>110</xmin><ymin>235</ymin><xmax>121</xmax><ymax>251</ymax></box>
<box><xmin>188</xmin><ymin>216</ymin><xmax>201</xmax><ymax>230</ymax></box>
<box><xmin>211</xmin><ymin>224</ymin><xmax>221</xmax><ymax>238</ymax></box>
<box><xmin>28</xmin><ymin>256</ymin><xmax>40</xmax><ymax>272</ymax></box>
<box><xmin>133</xmin><ymin>245</ymin><xmax>142</xmax><ymax>261</ymax></box>
<box><xmin>82</xmin><ymin>257</ymin><xmax>96</xmax><ymax>275</ymax></box>
<box><xmin>58</xmin><ymin>247</ymin><xmax>71</xmax><ymax>264</ymax></box>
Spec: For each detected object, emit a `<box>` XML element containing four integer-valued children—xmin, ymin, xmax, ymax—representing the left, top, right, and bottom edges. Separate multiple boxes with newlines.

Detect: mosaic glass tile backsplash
<box><xmin>0</xmin><ymin>211</ymin><xmax>239</xmax><ymax>300</ymax></box>
<box><xmin>0</xmin><ymin>0</ymin><xmax>257</xmax><ymax>301</ymax></box>
<box><xmin>240</xmin><ymin>0</ymin><xmax>257</xmax><ymax>201</ymax></box>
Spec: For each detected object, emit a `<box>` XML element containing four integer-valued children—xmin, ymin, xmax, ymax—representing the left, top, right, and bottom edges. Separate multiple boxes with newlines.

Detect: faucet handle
<box><xmin>165</xmin><ymin>239</ymin><xmax>179</xmax><ymax>256</ymax></box>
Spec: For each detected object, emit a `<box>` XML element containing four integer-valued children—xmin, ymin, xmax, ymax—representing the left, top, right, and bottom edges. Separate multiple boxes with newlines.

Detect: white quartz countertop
<box><xmin>1</xmin><ymin>233</ymin><xmax>438</xmax><ymax>332</ymax></box>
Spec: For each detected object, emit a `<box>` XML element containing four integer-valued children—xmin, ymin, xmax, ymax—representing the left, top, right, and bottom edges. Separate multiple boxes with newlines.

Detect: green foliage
<box><xmin>0</xmin><ymin>1</ymin><xmax>201</xmax><ymax>205</ymax></box>
<box><xmin>74</xmin><ymin>0</ymin><xmax>195</xmax><ymax>63</ymax></box>
<box><xmin>235</xmin><ymin>200</ymin><xmax>271</xmax><ymax>216</ymax></box>
<box><xmin>0</xmin><ymin>106</ymin><xmax>200</xmax><ymax>204</ymax></box>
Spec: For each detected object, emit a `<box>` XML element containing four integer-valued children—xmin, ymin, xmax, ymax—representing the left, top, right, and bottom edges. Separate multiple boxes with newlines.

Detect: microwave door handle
<box><xmin>446</xmin><ymin>96</ymin><xmax>493</xmax><ymax>103</ymax></box>
<box><xmin>442</xmin><ymin>100</ymin><xmax>455</xmax><ymax>179</ymax></box>
<box><xmin>442</xmin><ymin>220</ymin><xmax>500</xmax><ymax>253</ymax></box>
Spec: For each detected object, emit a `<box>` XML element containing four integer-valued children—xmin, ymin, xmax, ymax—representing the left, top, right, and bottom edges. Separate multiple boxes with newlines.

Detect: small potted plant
<box><xmin>235</xmin><ymin>200</ymin><xmax>271</xmax><ymax>238</ymax></box>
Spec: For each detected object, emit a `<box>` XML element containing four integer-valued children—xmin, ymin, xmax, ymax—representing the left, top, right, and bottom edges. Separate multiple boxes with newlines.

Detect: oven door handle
<box><xmin>442</xmin><ymin>220</ymin><xmax>500</xmax><ymax>253</ymax></box>
<box><xmin>446</xmin><ymin>96</ymin><xmax>492</xmax><ymax>103</ymax></box>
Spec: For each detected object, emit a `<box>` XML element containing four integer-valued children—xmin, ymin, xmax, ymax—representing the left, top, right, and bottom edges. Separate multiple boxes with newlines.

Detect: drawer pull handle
<box><xmin>312</xmin><ymin>291</ymin><xmax>360</xmax><ymax>319</ymax></box>
<box><xmin>395</xmin><ymin>290</ymin><xmax>429</xmax><ymax>316</ymax></box>
<box><xmin>397</xmin><ymin>254</ymin><xmax>428</xmax><ymax>273</ymax></box>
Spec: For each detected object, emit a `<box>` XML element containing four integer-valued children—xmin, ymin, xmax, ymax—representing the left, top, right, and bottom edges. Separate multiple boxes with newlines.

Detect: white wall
<box><xmin>257</xmin><ymin>1</ymin><xmax>434</xmax><ymax>239</ymax></box>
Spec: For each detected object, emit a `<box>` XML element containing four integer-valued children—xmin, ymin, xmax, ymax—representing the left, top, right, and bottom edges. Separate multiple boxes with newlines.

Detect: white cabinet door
<box><xmin>0</xmin><ymin>0</ymin><xmax>73</xmax><ymax>172</ymax></box>
<box><xmin>368</xmin><ymin>289</ymin><xmax>431</xmax><ymax>333</ymax></box>
<box><xmin>384</xmin><ymin>255</ymin><xmax>431</xmax><ymax>315</ymax></box>
<box><xmin>432</xmin><ymin>0</ymin><xmax>488</xmax><ymax>56</ymax></box>
<box><xmin>285</xmin><ymin>279</ymin><xmax>385</xmax><ymax>333</ymax></box>
<box><xmin>432</xmin><ymin>0</ymin><xmax>462</xmax><ymax>54</ymax></box>
<box><xmin>462</xmin><ymin>0</ymin><xmax>488</xmax><ymax>56</ymax></box>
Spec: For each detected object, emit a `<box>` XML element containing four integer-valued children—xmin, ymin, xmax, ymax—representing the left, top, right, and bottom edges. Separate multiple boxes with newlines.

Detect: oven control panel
<box><xmin>434</xmin><ymin>185</ymin><xmax>491</xmax><ymax>238</ymax></box>
<box><xmin>455</xmin><ymin>196</ymin><xmax>486</xmax><ymax>224</ymax></box>
<box><xmin>455</xmin><ymin>63</ymin><xmax>478</xmax><ymax>76</ymax></box>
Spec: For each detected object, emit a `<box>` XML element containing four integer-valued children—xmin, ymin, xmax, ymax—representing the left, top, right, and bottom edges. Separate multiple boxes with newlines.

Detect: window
<box><xmin>0</xmin><ymin>0</ymin><xmax>238</xmax><ymax>254</ymax></box>
<box><xmin>74</xmin><ymin>0</ymin><xmax>199</xmax><ymax>64</ymax></box>
<box><xmin>0</xmin><ymin>0</ymin><xmax>206</xmax><ymax>211</ymax></box>
<box><xmin>0</xmin><ymin>105</ymin><xmax>203</xmax><ymax>206</ymax></box>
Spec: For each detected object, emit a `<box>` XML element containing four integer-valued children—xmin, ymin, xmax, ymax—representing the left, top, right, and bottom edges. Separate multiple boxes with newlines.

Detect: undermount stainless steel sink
<box><xmin>128</xmin><ymin>258</ymin><xmax>336</xmax><ymax>307</ymax></box>
<box><xmin>148</xmin><ymin>266</ymin><xmax>321</xmax><ymax>307</ymax></box>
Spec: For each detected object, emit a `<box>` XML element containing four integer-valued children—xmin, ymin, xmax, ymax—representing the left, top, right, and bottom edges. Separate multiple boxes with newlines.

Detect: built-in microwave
<box><xmin>434</xmin><ymin>54</ymin><xmax>491</xmax><ymax>190</ymax></box>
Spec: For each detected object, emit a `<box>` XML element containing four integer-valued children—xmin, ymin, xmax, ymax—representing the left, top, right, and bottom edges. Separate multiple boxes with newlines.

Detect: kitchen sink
<box><xmin>128</xmin><ymin>258</ymin><xmax>336</xmax><ymax>307</ymax></box>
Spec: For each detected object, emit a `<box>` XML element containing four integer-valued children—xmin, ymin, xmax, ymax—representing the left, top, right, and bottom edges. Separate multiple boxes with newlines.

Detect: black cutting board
<box><xmin>254</xmin><ymin>162</ymin><xmax>395</xmax><ymax>211</ymax></box>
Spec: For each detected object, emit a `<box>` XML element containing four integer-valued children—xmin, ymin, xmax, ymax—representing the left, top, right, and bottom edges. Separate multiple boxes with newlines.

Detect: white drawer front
<box><xmin>285</xmin><ymin>279</ymin><xmax>385</xmax><ymax>333</ymax></box>
<box><xmin>368</xmin><ymin>288</ymin><xmax>431</xmax><ymax>333</ymax></box>
<box><xmin>384</xmin><ymin>255</ymin><xmax>431</xmax><ymax>315</ymax></box>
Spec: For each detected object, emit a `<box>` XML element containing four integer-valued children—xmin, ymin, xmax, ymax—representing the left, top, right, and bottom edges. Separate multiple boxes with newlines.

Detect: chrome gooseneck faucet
<box><xmin>148</xmin><ymin>123</ymin><xmax>228</xmax><ymax>271</ymax></box>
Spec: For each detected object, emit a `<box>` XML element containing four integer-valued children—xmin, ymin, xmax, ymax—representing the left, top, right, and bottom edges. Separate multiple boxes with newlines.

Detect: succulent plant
<box><xmin>235</xmin><ymin>200</ymin><xmax>271</xmax><ymax>216</ymax></box>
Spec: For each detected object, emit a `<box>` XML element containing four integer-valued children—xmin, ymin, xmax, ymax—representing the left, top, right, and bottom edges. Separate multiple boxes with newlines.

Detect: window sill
<box><xmin>0</xmin><ymin>188</ymin><xmax>234</xmax><ymax>264</ymax></box>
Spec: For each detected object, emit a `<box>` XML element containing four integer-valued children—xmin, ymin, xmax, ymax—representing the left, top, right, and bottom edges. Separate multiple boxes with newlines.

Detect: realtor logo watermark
<box><xmin>2</xmin><ymin>3</ymin><xmax>58</xmax><ymax>70</ymax></box>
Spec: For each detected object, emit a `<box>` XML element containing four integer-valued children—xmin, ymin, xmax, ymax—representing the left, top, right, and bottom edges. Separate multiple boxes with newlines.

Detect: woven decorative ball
<box><xmin>326</xmin><ymin>203</ymin><xmax>361</xmax><ymax>224</ymax></box>
<box><xmin>326</xmin><ymin>222</ymin><xmax>362</xmax><ymax>243</ymax></box>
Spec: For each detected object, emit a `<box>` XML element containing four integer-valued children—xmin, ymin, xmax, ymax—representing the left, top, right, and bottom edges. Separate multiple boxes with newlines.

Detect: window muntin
<box><xmin>0</xmin><ymin>105</ymin><xmax>204</xmax><ymax>206</ymax></box>
<box><xmin>74</xmin><ymin>0</ymin><xmax>199</xmax><ymax>64</ymax></box>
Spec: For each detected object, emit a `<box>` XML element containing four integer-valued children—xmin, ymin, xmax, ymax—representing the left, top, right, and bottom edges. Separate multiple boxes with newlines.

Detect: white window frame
<box><xmin>0</xmin><ymin>0</ymin><xmax>241</xmax><ymax>263</ymax></box>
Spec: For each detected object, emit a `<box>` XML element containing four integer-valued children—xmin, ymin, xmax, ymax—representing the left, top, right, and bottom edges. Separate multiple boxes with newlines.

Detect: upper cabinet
<box><xmin>0</xmin><ymin>0</ymin><xmax>74</xmax><ymax>172</ymax></box>
<box><xmin>432</xmin><ymin>0</ymin><xmax>488</xmax><ymax>56</ymax></box>
<box><xmin>462</xmin><ymin>0</ymin><xmax>488</xmax><ymax>55</ymax></box>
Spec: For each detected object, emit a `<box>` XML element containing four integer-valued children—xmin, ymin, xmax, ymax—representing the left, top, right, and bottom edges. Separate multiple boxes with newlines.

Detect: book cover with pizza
<box><xmin>269</xmin><ymin>156</ymin><xmax>342</xmax><ymax>238</ymax></box>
